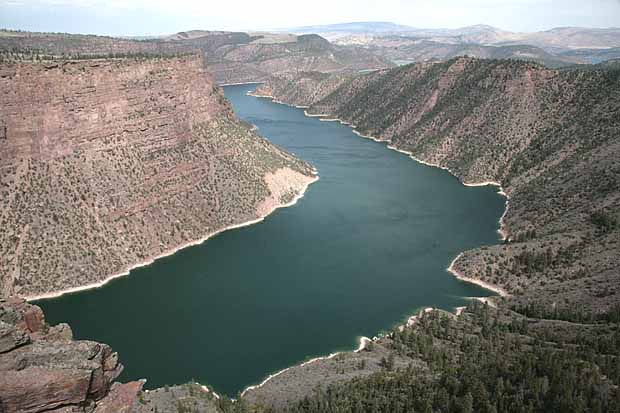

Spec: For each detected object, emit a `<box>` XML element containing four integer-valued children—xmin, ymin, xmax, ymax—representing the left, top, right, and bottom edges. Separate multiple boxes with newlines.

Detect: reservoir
<box><xmin>37</xmin><ymin>84</ymin><xmax>506</xmax><ymax>397</ymax></box>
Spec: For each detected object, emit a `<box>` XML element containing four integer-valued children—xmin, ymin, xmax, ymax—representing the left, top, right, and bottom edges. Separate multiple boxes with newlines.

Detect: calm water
<box><xmin>37</xmin><ymin>84</ymin><xmax>505</xmax><ymax>396</ymax></box>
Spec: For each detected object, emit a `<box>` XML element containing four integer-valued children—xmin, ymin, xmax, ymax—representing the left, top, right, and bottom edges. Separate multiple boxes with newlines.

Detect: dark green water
<box><xmin>37</xmin><ymin>84</ymin><xmax>505</xmax><ymax>397</ymax></box>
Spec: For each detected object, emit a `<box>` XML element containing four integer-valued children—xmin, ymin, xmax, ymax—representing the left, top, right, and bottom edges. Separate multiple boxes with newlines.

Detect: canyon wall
<box><xmin>255</xmin><ymin>58</ymin><xmax>620</xmax><ymax>312</ymax></box>
<box><xmin>0</xmin><ymin>55</ymin><xmax>315</xmax><ymax>298</ymax></box>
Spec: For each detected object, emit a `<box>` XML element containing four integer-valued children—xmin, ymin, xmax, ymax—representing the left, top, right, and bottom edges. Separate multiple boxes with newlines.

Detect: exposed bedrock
<box><xmin>0</xmin><ymin>298</ymin><xmax>141</xmax><ymax>413</ymax></box>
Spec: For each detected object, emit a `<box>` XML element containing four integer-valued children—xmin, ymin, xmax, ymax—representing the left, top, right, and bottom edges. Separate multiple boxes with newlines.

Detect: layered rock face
<box><xmin>0</xmin><ymin>55</ymin><xmax>315</xmax><ymax>298</ymax></box>
<box><xmin>256</xmin><ymin>58</ymin><xmax>620</xmax><ymax>313</ymax></box>
<box><xmin>0</xmin><ymin>298</ymin><xmax>141</xmax><ymax>412</ymax></box>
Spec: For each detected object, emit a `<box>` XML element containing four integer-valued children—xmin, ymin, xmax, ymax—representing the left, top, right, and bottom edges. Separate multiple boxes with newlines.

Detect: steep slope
<box><xmin>202</xmin><ymin>33</ymin><xmax>392</xmax><ymax>84</ymax></box>
<box><xmin>250</xmin><ymin>71</ymin><xmax>354</xmax><ymax>108</ymax></box>
<box><xmin>0</xmin><ymin>55</ymin><xmax>316</xmax><ymax>298</ymax></box>
<box><xmin>255</xmin><ymin>58</ymin><xmax>620</xmax><ymax>313</ymax></box>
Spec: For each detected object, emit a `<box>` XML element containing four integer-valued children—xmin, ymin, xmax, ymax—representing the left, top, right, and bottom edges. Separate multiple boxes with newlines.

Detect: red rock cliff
<box><xmin>0</xmin><ymin>55</ymin><xmax>314</xmax><ymax>298</ymax></box>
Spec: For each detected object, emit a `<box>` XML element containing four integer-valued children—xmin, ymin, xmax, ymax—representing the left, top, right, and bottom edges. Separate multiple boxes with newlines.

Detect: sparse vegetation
<box><xmin>234</xmin><ymin>57</ymin><xmax>620</xmax><ymax>411</ymax></box>
<box><xmin>0</xmin><ymin>56</ymin><xmax>313</xmax><ymax>297</ymax></box>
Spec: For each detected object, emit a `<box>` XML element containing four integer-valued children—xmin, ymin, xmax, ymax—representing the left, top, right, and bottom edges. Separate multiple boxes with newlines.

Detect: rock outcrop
<box><xmin>0</xmin><ymin>298</ymin><xmax>141</xmax><ymax>412</ymax></box>
<box><xmin>0</xmin><ymin>55</ymin><xmax>315</xmax><ymax>298</ymax></box>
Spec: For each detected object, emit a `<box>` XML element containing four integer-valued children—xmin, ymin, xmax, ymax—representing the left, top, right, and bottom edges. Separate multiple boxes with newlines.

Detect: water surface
<box><xmin>38</xmin><ymin>84</ymin><xmax>505</xmax><ymax>396</ymax></box>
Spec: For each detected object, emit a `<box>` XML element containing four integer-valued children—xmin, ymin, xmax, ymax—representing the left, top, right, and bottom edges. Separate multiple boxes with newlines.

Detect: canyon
<box><xmin>0</xmin><ymin>26</ymin><xmax>619</xmax><ymax>412</ymax></box>
<box><xmin>254</xmin><ymin>57</ymin><xmax>620</xmax><ymax>312</ymax></box>
<box><xmin>231</xmin><ymin>58</ymin><xmax>620</xmax><ymax>409</ymax></box>
<box><xmin>0</xmin><ymin>55</ymin><xmax>315</xmax><ymax>300</ymax></box>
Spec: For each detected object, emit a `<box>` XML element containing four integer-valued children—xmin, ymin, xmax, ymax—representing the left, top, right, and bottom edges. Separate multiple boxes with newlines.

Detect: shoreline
<box><xmin>242</xmin><ymin>304</ymin><xmax>464</xmax><ymax>399</ymax></box>
<box><xmin>448</xmin><ymin>253</ymin><xmax>509</xmax><ymax>297</ymax></box>
<box><xmin>239</xmin><ymin>89</ymin><xmax>512</xmax><ymax>397</ymax></box>
<box><xmin>239</xmin><ymin>335</ymin><xmax>371</xmax><ymax>398</ymax></box>
<box><xmin>254</xmin><ymin>92</ymin><xmax>511</xmax><ymax>295</ymax></box>
<box><xmin>26</xmin><ymin>173</ymin><xmax>319</xmax><ymax>302</ymax></box>
<box><xmin>218</xmin><ymin>81</ymin><xmax>264</xmax><ymax>87</ymax></box>
<box><xmin>384</xmin><ymin>143</ymin><xmax>510</xmax><ymax>241</ymax></box>
<box><xmin>247</xmin><ymin>90</ymin><xmax>310</xmax><ymax>109</ymax></box>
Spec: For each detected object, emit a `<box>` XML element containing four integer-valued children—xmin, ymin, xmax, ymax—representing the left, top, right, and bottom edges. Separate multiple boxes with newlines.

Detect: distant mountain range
<box><xmin>286</xmin><ymin>21</ymin><xmax>418</xmax><ymax>35</ymax></box>
<box><xmin>288</xmin><ymin>21</ymin><xmax>620</xmax><ymax>50</ymax></box>
<box><xmin>284</xmin><ymin>21</ymin><xmax>620</xmax><ymax>68</ymax></box>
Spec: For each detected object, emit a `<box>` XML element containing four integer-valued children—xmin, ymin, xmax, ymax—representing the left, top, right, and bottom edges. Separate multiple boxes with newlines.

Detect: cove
<box><xmin>36</xmin><ymin>84</ymin><xmax>506</xmax><ymax>397</ymax></box>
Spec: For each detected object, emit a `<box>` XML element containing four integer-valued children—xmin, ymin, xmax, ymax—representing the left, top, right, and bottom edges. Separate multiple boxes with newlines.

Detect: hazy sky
<box><xmin>1</xmin><ymin>0</ymin><xmax>619</xmax><ymax>36</ymax></box>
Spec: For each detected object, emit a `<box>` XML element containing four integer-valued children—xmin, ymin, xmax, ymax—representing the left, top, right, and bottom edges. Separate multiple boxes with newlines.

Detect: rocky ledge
<box><xmin>0</xmin><ymin>298</ymin><xmax>142</xmax><ymax>413</ymax></box>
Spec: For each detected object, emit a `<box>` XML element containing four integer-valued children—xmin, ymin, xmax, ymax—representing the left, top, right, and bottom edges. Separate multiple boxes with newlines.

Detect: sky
<box><xmin>0</xmin><ymin>0</ymin><xmax>619</xmax><ymax>36</ymax></box>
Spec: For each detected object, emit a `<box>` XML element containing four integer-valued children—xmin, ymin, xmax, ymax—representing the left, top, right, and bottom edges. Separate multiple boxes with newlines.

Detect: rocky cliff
<box><xmin>0</xmin><ymin>55</ymin><xmax>315</xmax><ymax>298</ymax></box>
<box><xmin>255</xmin><ymin>58</ymin><xmax>620</xmax><ymax>314</ymax></box>
<box><xmin>0</xmin><ymin>298</ymin><xmax>143</xmax><ymax>412</ymax></box>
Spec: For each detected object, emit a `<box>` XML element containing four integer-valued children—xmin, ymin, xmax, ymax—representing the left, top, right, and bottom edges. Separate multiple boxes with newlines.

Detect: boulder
<box><xmin>0</xmin><ymin>299</ymin><xmax>135</xmax><ymax>413</ymax></box>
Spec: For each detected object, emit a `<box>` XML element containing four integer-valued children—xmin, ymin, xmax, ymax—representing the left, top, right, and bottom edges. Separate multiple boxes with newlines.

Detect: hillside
<box><xmin>325</xmin><ymin>23</ymin><xmax>620</xmax><ymax>67</ymax></box>
<box><xmin>2</xmin><ymin>55</ymin><xmax>619</xmax><ymax>411</ymax></box>
<box><xmin>0</xmin><ymin>30</ymin><xmax>392</xmax><ymax>84</ymax></box>
<box><xmin>0</xmin><ymin>54</ymin><xmax>316</xmax><ymax>298</ymax></box>
<box><xmin>200</xmin><ymin>33</ymin><xmax>391</xmax><ymax>84</ymax></box>
<box><xmin>336</xmin><ymin>36</ymin><xmax>581</xmax><ymax>68</ymax></box>
<box><xmin>230</xmin><ymin>56</ymin><xmax>620</xmax><ymax>411</ymax></box>
<box><xmin>256</xmin><ymin>57</ymin><xmax>620</xmax><ymax>312</ymax></box>
<box><xmin>559</xmin><ymin>47</ymin><xmax>620</xmax><ymax>64</ymax></box>
<box><xmin>307</xmin><ymin>23</ymin><xmax>620</xmax><ymax>50</ymax></box>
